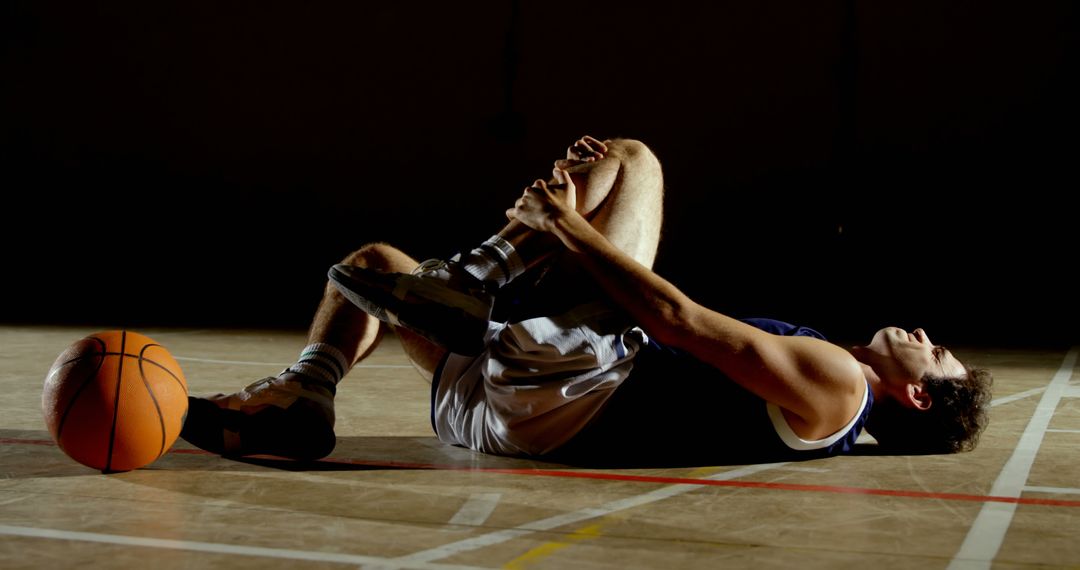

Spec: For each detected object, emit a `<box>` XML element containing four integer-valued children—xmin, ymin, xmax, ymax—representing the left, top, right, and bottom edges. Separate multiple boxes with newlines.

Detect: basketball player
<box><xmin>181</xmin><ymin>136</ymin><xmax>992</xmax><ymax>464</ymax></box>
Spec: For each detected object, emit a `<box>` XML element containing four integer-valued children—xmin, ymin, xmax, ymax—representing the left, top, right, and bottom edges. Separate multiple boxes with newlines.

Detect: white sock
<box><xmin>284</xmin><ymin>343</ymin><xmax>350</xmax><ymax>388</ymax></box>
<box><xmin>460</xmin><ymin>235</ymin><xmax>525</xmax><ymax>289</ymax></box>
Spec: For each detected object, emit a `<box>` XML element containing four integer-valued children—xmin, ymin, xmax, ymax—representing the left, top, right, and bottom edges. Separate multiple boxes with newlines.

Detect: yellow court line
<box><xmin>502</xmin><ymin>523</ymin><xmax>606</xmax><ymax>570</ymax></box>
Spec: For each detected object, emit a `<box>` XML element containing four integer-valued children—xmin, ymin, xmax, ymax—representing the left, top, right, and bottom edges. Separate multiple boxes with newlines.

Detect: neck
<box><xmin>861</xmin><ymin>362</ymin><xmax>890</xmax><ymax>403</ymax></box>
<box><xmin>849</xmin><ymin>346</ymin><xmax>888</xmax><ymax>403</ymax></box>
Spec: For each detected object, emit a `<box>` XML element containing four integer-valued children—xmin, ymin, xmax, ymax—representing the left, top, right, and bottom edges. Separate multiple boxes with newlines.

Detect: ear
<box><xmin>906</xmin><ymin>383</ymin><xmax>933</xmax><ymax>411</ymax></box>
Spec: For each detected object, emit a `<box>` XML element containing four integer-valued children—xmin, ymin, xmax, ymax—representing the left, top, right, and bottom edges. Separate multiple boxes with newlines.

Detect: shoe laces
<box><xmin>413</xmin><ymin>257</ymin><xmax>451</xmax><ymax>275</ymax></box>
<box><xmin>412</xmin><ymin>255</ymin><xmax>494</xmax><ymax>296</ymax></box>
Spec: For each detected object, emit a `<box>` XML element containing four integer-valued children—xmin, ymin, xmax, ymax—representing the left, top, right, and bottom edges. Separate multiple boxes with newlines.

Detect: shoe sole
<box><xmin>181</xmin><ymin>397</ymin><xmax>336</xmax><ymax>461</ymax></box>
<box><xmin>328</xmin><ymin>264</ymin><xmax>490</xmax><ymax>355</ymax></box>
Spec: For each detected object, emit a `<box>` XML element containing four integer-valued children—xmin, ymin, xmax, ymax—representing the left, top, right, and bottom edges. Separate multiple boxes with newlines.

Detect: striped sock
<box><xmin>284</xmin><ymin>343</ymin><xmax>350</xmax><ymax>389</ymax></box>
<box><xmin>460</xmin><ymin>235</ymin><xmax>525</xmax><ymax>289</ymax></box>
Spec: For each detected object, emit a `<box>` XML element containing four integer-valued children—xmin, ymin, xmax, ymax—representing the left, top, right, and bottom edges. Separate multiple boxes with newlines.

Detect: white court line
<box><xmin>173</xmin><ymin>356</ymin><xmax>413</xmax><ymax>369</ymax></box>
<box><xmin>782</xmin><ymin>466</ymin><xmax>831</xmax><ymax>473</ymax></box>
<box><xmin>393</xmin><ymin>366</ymin><xmax>1059</xmax><ymax>565</ymax></box>
<box><xmin>1023</xmin><ymin>486</ymin><xmax>1080</xmax><ymax>495</ymax></box>
<box><xmin>990</xmin><ymin>387</ymin><xmax>1047</xmax><ymax>407</ymax></box>
<box><xmin>391</xmin><ymin>462</ymin><xmax>788</xmax><ymax>564</ymax></box>
<box><xmin>173</xmin><ymin>356</ymin><xmax>294</xmax><ymax>366</ymax></box>
<box><xmin>1046</xmin><ymin>428</ymin><xmax>1080</xmax><ymax>434</ymax></box>
<box><xmin>947</xmin><ymin>348</ymin><xmax>1078</xmax><ymax>570</ymax></box>
<box><xmin>0</xmin><ymin>525</ymin><xmax>486</xmax><ymax>570</ymax></box>
<box><xmin>448</xmin><ymin>493</ymin><xmax>503</xmax><ymax>526</ymax></box>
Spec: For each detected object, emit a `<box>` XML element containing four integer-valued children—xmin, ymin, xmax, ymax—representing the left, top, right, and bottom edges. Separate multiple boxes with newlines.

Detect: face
<box><xmin>857</xmin><ymin>327</ymin><xmax>966</xmax><ymax>406</ymax></box>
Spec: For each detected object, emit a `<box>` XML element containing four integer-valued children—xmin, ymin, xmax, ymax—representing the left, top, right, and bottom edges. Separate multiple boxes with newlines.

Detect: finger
<box><xmin>584</xmin><ymin>143</ymin><xmax>605</xmax><ymax>160</ymax></box>
<box><xmin>582</xmin><ymin>135</ymin><xmax>608</xmax><ymax>153</ymax></box>
<box><xmin>566</xmin><ymin>140</ymin><xmax>593</xmax><ymax>159</ymax></box>
<box><xmin>552</xmin><ymin>167</ymin><xmax>570</xmax><ymax>186</ymax></box>
<box><xmin>580</xmin><ymin>136</ymin><xmax>605</xmax><ymax>153</ymax></box>
<box><xmin>574</xmin><ymin>141</ymin><xmax>604</xmax><ymax>162</ymax></box>
<box><xmin>554</xmin><ymin>158</ymin><xmax>583</xmax><ymax>169</ymax></box>
<box><xmin>573</xmin><ymin>139</ymin><xmax>598</xmax><ymax>157</ymax></box>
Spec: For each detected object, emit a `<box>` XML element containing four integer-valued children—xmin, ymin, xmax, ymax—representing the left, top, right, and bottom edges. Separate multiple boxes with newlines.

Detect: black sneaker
<box><xmin>327</xmin><ymin>258</ymin><xmax>494</xmax><ymax>356</ymax></box>
<box><xmin>180</xmin><ymin>375</ymin><xmax>337</xmax><ymax>461</ymax></box>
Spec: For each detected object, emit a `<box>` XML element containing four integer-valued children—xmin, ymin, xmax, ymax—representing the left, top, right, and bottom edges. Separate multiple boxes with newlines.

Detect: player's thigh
<box><xmin>395</xmin><ymin>327</ymin><xmax>447</xmax><ymax>382</ymax></box>
<box><xmin>586</xmin><ymin>139</ymin><xmax>664</xmax><ymax>267</ymax></box>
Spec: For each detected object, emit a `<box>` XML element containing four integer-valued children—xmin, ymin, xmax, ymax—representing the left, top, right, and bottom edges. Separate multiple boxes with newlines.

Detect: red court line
<box><xmin>6</xmin><ymin>437</ymin><xmax>1079</xmax><ymax>508</ymax></box>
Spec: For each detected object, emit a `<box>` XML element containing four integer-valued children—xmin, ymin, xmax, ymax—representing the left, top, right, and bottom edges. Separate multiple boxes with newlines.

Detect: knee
<box><xmin>606</xmin><ymin>138</ymin><xmax>661</xmax><ymax>174</ymax></box>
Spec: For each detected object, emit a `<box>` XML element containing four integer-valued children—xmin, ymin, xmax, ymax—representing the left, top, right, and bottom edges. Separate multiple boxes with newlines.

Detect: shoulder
<box><xmin>760</xmin><ymin>334</ymin><xmax>868</xmax><ymax>438</ymax></box>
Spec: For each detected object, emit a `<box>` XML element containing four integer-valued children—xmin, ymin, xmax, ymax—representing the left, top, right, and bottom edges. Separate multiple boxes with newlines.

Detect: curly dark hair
<box><xmin>865</xmin><ymin>365</ymin><xmax>993</xmax><ymax>454</ymax></box>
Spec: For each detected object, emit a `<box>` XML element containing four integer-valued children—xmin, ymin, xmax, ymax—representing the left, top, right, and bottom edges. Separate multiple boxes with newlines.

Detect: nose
<box><xmin>913</xmin><ymin>328</ymin><xmax>932</xmax><ymax>345</ymax></box>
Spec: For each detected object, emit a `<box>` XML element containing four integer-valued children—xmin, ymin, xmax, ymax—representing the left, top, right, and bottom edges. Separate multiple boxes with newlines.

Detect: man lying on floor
<box><xmin>181</xmin><ymin>135</ymin><xmax>993</xmax><ymax>466</ymax></box>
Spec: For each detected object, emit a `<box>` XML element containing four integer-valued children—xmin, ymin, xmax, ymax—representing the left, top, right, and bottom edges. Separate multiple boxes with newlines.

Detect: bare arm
<box><xmin>507</xmin><ymin>168</ymin><xmax>865</xmax><ymax>434</ymax></box>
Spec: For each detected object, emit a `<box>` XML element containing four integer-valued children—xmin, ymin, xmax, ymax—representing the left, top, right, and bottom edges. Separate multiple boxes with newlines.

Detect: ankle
<box><xmin>278</xmin><ymin>371</ymin><xmax>337</xmax><ymax>398</ymax></box>
<box><xmin>460</xmin><ymin>235</ymin><xmax>526</xmax><ymax>289</ymax></box>
<box><xmin>283</xmin><ymin>342</ymin><xmax>350</xmax><ymax>389</ymax></box>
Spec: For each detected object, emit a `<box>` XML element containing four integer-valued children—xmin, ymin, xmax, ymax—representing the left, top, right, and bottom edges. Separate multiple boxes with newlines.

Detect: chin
<box><xmin>865</xmin><ymin>327</ymin><xmax>893</xmax><ymax>351</ymax></box>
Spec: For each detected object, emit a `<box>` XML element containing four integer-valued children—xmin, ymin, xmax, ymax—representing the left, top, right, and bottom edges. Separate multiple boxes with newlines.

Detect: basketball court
<box><xmin>1</xmin><ymin>324</ymin><xmax>1077</xmax><ymax>568</ymax></box>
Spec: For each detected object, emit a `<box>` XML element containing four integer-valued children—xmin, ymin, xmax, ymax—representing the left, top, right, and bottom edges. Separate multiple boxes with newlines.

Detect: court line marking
<box><xmin>989</xmin><ymin>387</ymin><xmax>1046</xmax><ymax>407</ymax></box>
<box><xmin>1046</xmin><ymin>428</ymin><xmax>1080</xmax><ymax>434</ymax></box>
<box><xmin>172</xmin><ymin>356</ymin><xmax>413</xmax><ymax>368</ymax></box>
<box><xmin>2</xmin><ymin>362</ymin><xmax>1071</xmax><ymax>566</ymax></box>
<box><xmin>390</xmin><ymin>462</ymin><xmax>787</xmax><ymax>564</ymax></box>
<box><xmin>502</xmin><ymin>522</ymin><xmax>605</xmax><ymax>570</ymax></box>
<box><xmin>1024</xmin><ymin>486</ymin><xmax>1080</xmax><ymax>496</ymax></box>
<box><xmin>0</xmin><ymin>524</ymin><xmax>486</xmax><ymax>570</ymax></box>
<box><xmin>5</xmin><ymin>439</ymin><xmax>1080</xmax><ymax>508</ymax></box>
<box><xmin>448</xmin><ymin>493</ymin><xmax>503</xmax><ymax>526</ymax></box>
<box><xmin>1</xmin><ymin>369</ymin><xmax>1069</xmax><ymax>570</ymax></box>
<box><xmin>776</xmin><ymin>465</ymin><xmax>830</xmax><ymax>473</ymax></box>
<box><xmin>947</xmin><ymin>348</ymin><xmax>1078</xmax><ymax>570</ymax></box>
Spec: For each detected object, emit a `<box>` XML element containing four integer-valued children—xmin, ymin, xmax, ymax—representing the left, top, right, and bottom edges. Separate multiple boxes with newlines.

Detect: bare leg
<box><xmin>324</xmin><ymin>137</ymin><xmax>667</xmax><ymax>342</ymax></box>
<box><xmin>423</xmin><ymin>139</ymin><xmax>667</xmax><ymax>456</ymax></box>
<box><xmin>180</xmin><ymin>242</ymin><xmax>447</xmax><ymax>461</ymax></box>
<box><xmin>579</xmin><ymin>138</ymin><xmax>665</xmax><ymax>268</ymax></box>
<box><xmin>489</xmin><ymin>138</ymin><xmax>665</xmax><ymax>319</ymax></box>
<box><xmin>320</xmin><ymin>137</ymin><xmax>664</xmax><ymax>374</ymax></box>
<box><xmin>182</xmin><ymin>138</ymin><xmax>663</xmax><ymax>461</ymax></box>
<box><xmin>314</xmin><ymin>243</ymin><xmax>447</xmax><ymax>379</ymax></box>
<box><xmin>498</xmin><ymin>138</ymin><xmax>664</xmax><ymax>272</ymax></box>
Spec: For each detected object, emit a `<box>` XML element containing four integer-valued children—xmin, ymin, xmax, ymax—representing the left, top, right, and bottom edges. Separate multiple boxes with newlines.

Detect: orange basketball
<box><xmin>42</xmin><ymin>330</ymin><xmax>188</xmax><ymax>472</ymax></box>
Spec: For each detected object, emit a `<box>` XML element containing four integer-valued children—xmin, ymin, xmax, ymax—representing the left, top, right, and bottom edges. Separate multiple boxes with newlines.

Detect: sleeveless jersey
<box><xmin>555</xmin><ymin>318</ymin><xmax>873</xmax><ymax>466</ymax></box>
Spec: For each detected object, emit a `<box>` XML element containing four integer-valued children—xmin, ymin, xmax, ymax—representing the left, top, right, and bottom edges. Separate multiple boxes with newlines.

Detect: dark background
<box><xmin>3</xmin><ymin>1</ymin><xmax>1077</xmax><ymax>347</ymax></box>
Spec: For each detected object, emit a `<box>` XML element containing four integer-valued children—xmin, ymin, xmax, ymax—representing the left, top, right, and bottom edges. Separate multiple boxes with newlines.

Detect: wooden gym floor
<box><xmin>1</xmin><ymin>325</ymin><xmax>1078</xmax><ymax>569</ymax></box>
